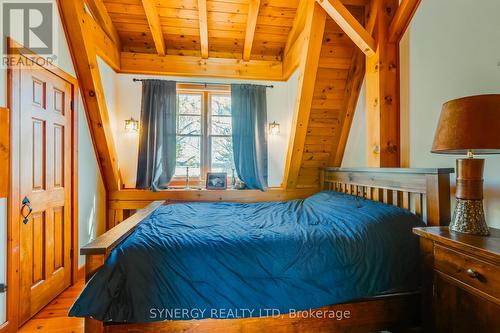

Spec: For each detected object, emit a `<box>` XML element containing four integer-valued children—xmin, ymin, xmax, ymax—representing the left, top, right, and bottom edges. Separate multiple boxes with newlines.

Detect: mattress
<box><xmin>69</xmin><ymin>191</ymin><xmax>424</xmax><ymax>323</ymax></box>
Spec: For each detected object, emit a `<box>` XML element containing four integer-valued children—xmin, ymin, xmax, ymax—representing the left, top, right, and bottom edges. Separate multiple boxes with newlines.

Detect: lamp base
<box><xmin>450</xmin><ymin>198</ymin><xmax>489</xmax><ymax>236</ymax></box>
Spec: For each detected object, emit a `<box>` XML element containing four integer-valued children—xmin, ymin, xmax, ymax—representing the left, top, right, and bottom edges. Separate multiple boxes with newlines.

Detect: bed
<box><xmin>76</xmin><ymin>167</ymin><xmax>453</xmax><ymax>333</ymax></box>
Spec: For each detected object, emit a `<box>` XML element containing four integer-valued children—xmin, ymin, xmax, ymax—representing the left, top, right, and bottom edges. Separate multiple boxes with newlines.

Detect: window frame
<box><xmin>170</xmin><ymin>84</ymin><xmax>233</xmax><ymax>187</ymax></box>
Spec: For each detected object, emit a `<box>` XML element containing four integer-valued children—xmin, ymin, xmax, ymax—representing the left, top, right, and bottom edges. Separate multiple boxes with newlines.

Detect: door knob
<box><xmin>21</xmin><ymin>196</ymin><xmax>32</xmax><ymax>225</ymax></box>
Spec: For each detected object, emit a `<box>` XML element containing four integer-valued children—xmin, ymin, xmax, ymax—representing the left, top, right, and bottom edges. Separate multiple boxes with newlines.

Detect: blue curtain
<box><xmin>136</xmin><ymin>80</ymin><xmax>177</xmax><ymax>191</ymax></box>
<box><xmin>231</xmin><ymin>84</ymin><xmax>268</xmax><ymax>190</ymax></box>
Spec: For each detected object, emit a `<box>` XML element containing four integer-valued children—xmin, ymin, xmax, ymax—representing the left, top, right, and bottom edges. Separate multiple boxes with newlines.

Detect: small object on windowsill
<box><xmin>206</xmin><ymin>172</ymin><xmax>228</xmax><ymax>190</ymax></box>
<box><xmin>230</xmin><ymin>168</ymin><xmax>236</xmax><ymax>189</ymax></box>
<box><xmin>185</xmin><ymin>167</ymin><xmax>192</xmax><ymax>190</ymax></box>
<box><xmin>197</xmin><ymin>176</ymin><xmax>203</xmax><ymax>190</ymax></box>
<box><xmin>235</xmin><ymin>179</ymin><xmax>246</xmax><ymax>190</ymax></box>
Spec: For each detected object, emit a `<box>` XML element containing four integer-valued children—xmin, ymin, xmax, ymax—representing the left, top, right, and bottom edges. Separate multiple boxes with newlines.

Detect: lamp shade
<box><xmin>431</xmin><ymin>94</ymin><xmax>500</xmax><ymax>155</ymax></box>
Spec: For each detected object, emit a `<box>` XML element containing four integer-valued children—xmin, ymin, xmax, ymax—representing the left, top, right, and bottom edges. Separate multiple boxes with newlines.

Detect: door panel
<box><xmin>31</xmin><ymin>119</ymin><xmax>46</xmax><ymax>191</ymax></box>
<box><xmin>53</xmin><ymin>207</ymin><xmax>64</xmax><ymax>271</ymax></box>
<box><xmin>53</xmin><ymin>125</ymin><xmax>64</xmax><ymax>188</ymax></box>
<box><xmin>17</xmin><ymin>62</ymin><xmax>73</xmax><ymax>325</ymax></box>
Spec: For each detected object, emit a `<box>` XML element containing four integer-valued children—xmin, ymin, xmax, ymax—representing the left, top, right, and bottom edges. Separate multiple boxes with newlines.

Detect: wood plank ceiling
<box><xmin>102</xmin><ymin>0</ymin><xmax>299</xmax><ymax>61</ymax></box>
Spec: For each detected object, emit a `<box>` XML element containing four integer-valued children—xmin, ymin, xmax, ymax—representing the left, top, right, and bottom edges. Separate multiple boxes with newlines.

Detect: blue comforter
<box><xmin>69</xmin><ymin>191</ymin><xmax>423</xmax><ymax>323</ymax></box>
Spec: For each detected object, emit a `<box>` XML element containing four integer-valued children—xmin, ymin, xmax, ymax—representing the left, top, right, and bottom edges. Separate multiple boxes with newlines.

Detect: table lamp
<box><xmin>431</xmin><ymin>94</ymin><xmax>500</xmax><ymax>236</ymax></box>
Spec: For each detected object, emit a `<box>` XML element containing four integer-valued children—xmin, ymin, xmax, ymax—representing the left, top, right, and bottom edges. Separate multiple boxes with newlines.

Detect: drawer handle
<box><xmin>466</xmin><ymin>268</ymin><xmax>479</xmax><ymax>279</ymax></box>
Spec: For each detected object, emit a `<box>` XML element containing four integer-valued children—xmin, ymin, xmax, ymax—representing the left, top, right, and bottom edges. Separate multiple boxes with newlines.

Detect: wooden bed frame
<box><xmin>81</xmin><ymin>167</ymin><xmax>453</xmax><ymax>333</ymax></box>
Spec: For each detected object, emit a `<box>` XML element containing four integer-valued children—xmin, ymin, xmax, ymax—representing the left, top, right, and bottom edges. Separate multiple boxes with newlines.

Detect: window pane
<box><xmin>211</xmin><ymin>136</ymin><xmax>234</xmax><ymax>173</ymax></box>
<box><xmin>178</xmin><ymin>94</ymin><xmax>202</xmax><ymax>115</ymax></box>
<box><xmin>211</xmin><ymin>95</ymin><xmax>231</xmax><ymax>116</ymax></box>
<box><xmin>211</xmin><ymin>116</ymin><xmax>231</xmax><ymax>135</ymax></box>
<box><xmin>175</xmin><ymin>136</ymin><xmax>201</xmax><ymax>177</ymax></box>
<box><xmin>178</xmin><ymin>115</ymin><xmax>201</xmax><ymax>135</ymax></box>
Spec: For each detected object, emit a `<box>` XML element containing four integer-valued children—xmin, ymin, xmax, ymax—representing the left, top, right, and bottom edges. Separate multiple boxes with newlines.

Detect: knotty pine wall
<box><xmin>295</xmin><ymin>16</ymin><xmax>360</xmax><ymax>188</ymax></box>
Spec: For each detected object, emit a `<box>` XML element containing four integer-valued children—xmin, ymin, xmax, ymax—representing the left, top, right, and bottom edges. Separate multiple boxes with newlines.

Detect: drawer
<box><xmin>434</xmin><ymin>244</ymin><xmax>500</xmax><ymax>300</ymax></box>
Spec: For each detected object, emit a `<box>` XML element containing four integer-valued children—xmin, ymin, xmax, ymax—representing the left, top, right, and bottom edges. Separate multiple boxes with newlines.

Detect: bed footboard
<box><xmin>81</xmin><ymin>200</ymin><xmax>165</xmax><ymax>333</ymax></box>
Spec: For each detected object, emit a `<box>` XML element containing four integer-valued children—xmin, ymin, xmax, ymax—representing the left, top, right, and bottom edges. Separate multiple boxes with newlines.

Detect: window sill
<box><xmin>165</xmin><ymin>187</ymin><xmax>242</xmax><ymax>191</ymax></box>
<box><xmin>110</xmin><ymin>187</ymin><xmax>319</xmax><ymax>203</ymax></box>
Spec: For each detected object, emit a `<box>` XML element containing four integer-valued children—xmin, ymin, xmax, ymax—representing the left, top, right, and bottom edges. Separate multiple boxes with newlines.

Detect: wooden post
<box><xmin>365</xmin><ymin>0</ymin><xmax>401</xmax><ymax>167</ymax></box>
<box><xmin>425</xmin><ymin>173</ymin><xmax>451</xmax><ymax>227</ymax></box>
<box><xmin>319</xmin><ymin>169</ymin><xmax>325</xmax><ymax>190</ymax></box>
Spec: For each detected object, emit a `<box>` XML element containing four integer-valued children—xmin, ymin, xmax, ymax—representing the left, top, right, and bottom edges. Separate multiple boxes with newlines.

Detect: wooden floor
<box><xmin>18</xmin><ymin>281</ymin><xmax>84</xmax><ymax>333</ymax></box>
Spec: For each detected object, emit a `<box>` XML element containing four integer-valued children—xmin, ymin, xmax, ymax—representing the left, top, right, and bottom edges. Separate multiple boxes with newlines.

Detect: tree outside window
<box><xmin>173</xmin><ymin>88</ymin><xmax>235</xmax><ymax>187</ymax></box>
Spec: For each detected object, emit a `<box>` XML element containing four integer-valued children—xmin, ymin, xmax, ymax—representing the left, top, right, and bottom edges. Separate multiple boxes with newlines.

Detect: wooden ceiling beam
<box><xmin>316</xmin><ymin>0</ymin><xmax>376</xmax><ymax>56</ymax></box>
<box><xmin>365</xmin><ymin>0</ymin><xmax>380</xmax><ymax>35</ymax></box>
<box><xmin>282</xmin><ymin>1</ymin><xmax>326</xmax><ymax>189</ymax></box>
<box><xmin>388</xmin><ymin>0</ymin><xmax>422</xmax><ymax>42</ymax></box>
<box><xmin>284</xmin><ymin>0</ymin><xmax>309</xmax><ymax>57</ymax></box>
<box><xmin>141</xmin><ymin>0</ymin><xmax>166</xmax><ymax>56</ymax></box>
<box><xmin>282</xmin><ymin>26</ymin><xmax>306</xmax><ymax>79</ymax></box>
<box><xmin>198</xmin><ymin>0</ymin><xmax>209</xmax><ymax>58</ymax></box>
<box><xmin>57</xmin><ymin>0</ymin><xmax>121</xmax><ymax>191</ymax></box>
<box><xmin>120</xmin><ymin>52</ymin><xmax>283</xmax><ymax>81</ymax></box>
<box><xmin>85</xmin><ymin>0</ymin><xmax>121</xmax><ymax>48</ymax></box>
<box><xmin>243</xmin><ymin>0</ymin><xmax>261</xmax><ymax>61</ymax></box>
<box><xmin>84</xmin><ymin>10</ymin><xmax>121</xmax><ymax>71</ymax></box>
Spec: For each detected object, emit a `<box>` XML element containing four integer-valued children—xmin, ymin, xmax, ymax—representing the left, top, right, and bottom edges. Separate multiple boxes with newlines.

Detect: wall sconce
<box><xmin>124</xmin><ymin>117</ymin><xmax>139</xmax><ymax>133</ymax></box>
<box><xmin>269</xmin><ymin>121</ymin><xmax>280</xmax><ymax>135</ymax></box>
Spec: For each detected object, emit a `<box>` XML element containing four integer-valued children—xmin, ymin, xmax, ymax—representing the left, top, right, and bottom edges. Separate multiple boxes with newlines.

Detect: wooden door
<box><xmin>17</xmin><ymin>62</ymin><xmax>73</xmax><ymax>324</ymax></box>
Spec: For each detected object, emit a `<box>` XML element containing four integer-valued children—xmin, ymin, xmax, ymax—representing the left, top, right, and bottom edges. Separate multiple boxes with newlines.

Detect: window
<box><xmin>173</xmin><ymin>85</ymin><xmax>234</xmax><ymax>186</ymax></box>
<box><xmin>175</xmin><ymin>93</ymin><xmax>202</xmax><ymax>178</ymax></box>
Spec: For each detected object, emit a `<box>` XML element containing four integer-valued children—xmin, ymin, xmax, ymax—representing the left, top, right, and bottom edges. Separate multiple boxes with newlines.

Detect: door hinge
<box><xmin>0</xmin><ymin>283</ymin><xmax>6</xmax><ymax>293</ymax></box>
<box><xmin>70</xmin><ymin>100</ymin><xmax>74</xmax><ymax>111</ymax></box>
<box><xmin>70</xmin><ymin>248</ymin><xmax>74</xmax><ymax>258</ymax></box>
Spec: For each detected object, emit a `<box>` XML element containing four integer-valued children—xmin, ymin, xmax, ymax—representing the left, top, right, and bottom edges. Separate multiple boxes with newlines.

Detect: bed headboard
<box><xmin>320</xmin><ymin>168</ymin><xmax>454</xmax><ymax>226</ymax></box>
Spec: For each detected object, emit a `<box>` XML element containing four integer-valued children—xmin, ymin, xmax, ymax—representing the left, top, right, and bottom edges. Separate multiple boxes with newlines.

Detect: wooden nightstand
<box><xmin>413</xmin><ymin>226</ymin><xmax>500</xmax><ymax>333</ymax></box>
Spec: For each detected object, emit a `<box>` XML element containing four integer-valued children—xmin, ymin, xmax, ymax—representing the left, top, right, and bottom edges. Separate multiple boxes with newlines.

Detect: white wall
<box><xmin>341</xmin><ymin>80</ymin><xmax>367</xmax><ymax>168</ymax></box>
<box><xmin>409</xmin><ymin>0</ymin><xmax>500</xmax><ymax>229</ymax></box>
<box><xmin>77</xmin><ymin>95</ymin><xmax>107</xmax><ymax>265</ymax></box>
<box><xmin>342</xmin><ymin>0</ymin><xmax>500</xmax><ymax>228</ymax></box>
<box><xmin>268</xmin><ymin>70</ymin><xmax>300</xmax><ymax>186</ymax></box>
<box><xmin>98</xmin><ymin>60</ymin><xmax>300</xmax><ymax>188</ymax></box>
<box><xmin>0</xmin><ymin>2</ymin><xmax>107</xmax><ymax>320</ymax></box>
<box><xmin>97</xmin><ymin>57</ymin><xmax>120</xmax><ymax>150</ymax></box>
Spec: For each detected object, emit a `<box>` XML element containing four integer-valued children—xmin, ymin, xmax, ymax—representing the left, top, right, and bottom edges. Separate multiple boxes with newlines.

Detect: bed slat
<box><xmin>402</xmin><ymin>192</ymin><xmax>410</xmax><ymax>210</ymax></box>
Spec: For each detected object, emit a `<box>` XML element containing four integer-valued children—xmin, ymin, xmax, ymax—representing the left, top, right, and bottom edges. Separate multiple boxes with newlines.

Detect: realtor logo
<box><xmin>2</xmin><ymin>0</ymin><xmax>56</xmax><ymax>55</ymax></box>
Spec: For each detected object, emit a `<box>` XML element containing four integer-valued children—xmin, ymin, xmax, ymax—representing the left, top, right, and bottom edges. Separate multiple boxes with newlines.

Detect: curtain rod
<box><xmin>132</xmin><ymin>78</ymin><xmax>273</xmax><ymax>88</ymax></box>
